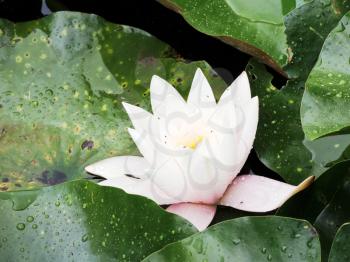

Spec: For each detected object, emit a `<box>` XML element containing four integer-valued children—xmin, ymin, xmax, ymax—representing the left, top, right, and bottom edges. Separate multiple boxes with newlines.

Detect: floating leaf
<box><xmin>302</xmin><ymin>12</ymin><xmax>350</xmax><ymax>140</ymax></box>
<box><xmin>143</xmin><ymin>216</ymin><xmax>321</xmax><ymax>262</ymax></box>
<box><xmin>328</xmin><ymin>223</ymin><xmax>350</xmax><ymax>262</ymax></box>
<box><xmin>158</xmin><ymin>0</ymin><xmax>350</xmax><ymax>77</ymax></box>
<box><xmin>0</xmin><ymin>180</ymin><xmax>197</xmax><ymax>261</ymax></box>
<box><xmin>246</xmin><ymin>59</ymin><xmax>350</xmax><ymax>184</ymax></box>
<box><xmin>246</xmin><ymin>59</ymin><xmax>311</xmax><ymax>184</ymax></box>
<box><xmin>278</xmin><ymin>160</ymin><xmax>350</xmax><ymax>260</ymax></box>
<box><xmin>158</xmin><ymin>0</ymin><xmax>290</xmax><ymax>74</ymax></box>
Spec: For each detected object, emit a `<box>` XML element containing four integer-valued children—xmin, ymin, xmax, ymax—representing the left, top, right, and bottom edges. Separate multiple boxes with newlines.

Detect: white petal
<box><xmin>219</xmin><ymin>71</ymin><xmax>251</xmax><ymax>106</ymax></box>
<box><xmin>150</xmin><ymin>157</ymin><xmax>188</xmax><ymax>202</ymax></box>
<box><xmin>150</xmin><ymin>75</ymin><xmax>185</xmax><ymax>114</ymax></box>
<box><xmin>149</xmin><ymin>146</ymin><xmax>235</xmax><ymax>204</ymax></box>
<box><xmin>99</xmin><ymin>175</ymin><xmax>178</xmax><ymax>205</ymax></box>
<box><xmin>187</xmin><ymin>68</ymin><xmax>216</xmax><ymax>109</ymax></box>
<box><xmin>207</xmin><ymin>99</ymin><xmax>237</xmax><ymax>132</ymax></box>
<box><xmin>235</xmin><ymin>96</ymin><xmax>259</xmax><ymax>166</ymax></box>
<box><xmin>187</xmin><ymin>149</ymin><xmax>235</xmax><ymax>203</ymax></box>
<box><xmin>122</xmin><ymin>102</ymin><xmax>156</xmax><ymax>135</ymax></box>
<box><xmin>128</xmin><ymin>128</ymin><xmax>158</xmax><ymax>166</ymax></box>
<box><xmin>167</xmin><ymin>203</ymin><xmax>217</xmax><ymax>231</ymax></box>
<box><xmin>85</xmin><ymin>156</ymin><xmax>149</xmax><ymax>180</ymax></box>
<box><xmin>219</xmin><ymin>175</ymin><xmax>314</xmax><ymax>212</ymax></box>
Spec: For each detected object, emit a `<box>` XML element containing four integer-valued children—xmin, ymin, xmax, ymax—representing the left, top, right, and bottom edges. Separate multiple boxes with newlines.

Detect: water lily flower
<box><xmin>85</xmin><ymin>69</ymin><xmax>313</xmax><ymax>231</ymax></box>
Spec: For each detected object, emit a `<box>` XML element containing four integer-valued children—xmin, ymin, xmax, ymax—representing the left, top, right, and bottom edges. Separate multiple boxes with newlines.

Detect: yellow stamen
<box><xmin>184</xmin><ymin>136</ymin><xmax>203</xmax><ymax>149</ymax></box>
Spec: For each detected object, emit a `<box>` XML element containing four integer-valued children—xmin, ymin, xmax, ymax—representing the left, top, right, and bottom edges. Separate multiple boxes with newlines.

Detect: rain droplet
<box><xmin>26</xmin><ymin>216</ymin><xmax>34</xmax><ymax>223</ymax></box>
<box><xmin>281</xmin><ymin>246</ymin><xmax>287</xmax><ymax>252</ymax></box>
<box><xmin>82</xmin><ymin>234</ymin><xmax>88</xmax><ymax>242</ymax></box>
<box><xmin>232</xmin><ymin>239</ymin><xmax>241</xmax><ymax>245</ymax></box>
<box><xmin>32</xmin><ymin>224</ymin><xmax>38</xmax><ymax>229</ymax></box>
<box><xmin>267</xmin><ymin>254</ymin><xmax>272</xmax><ymax>261</ymax></box>
<box><xmin>261</xmin><ymin>247</ymin><xmax>267</xmax><ymax>254</ymax></box>
<box><xmin>193</xmin><ymin>239</ymin><xmax>203</xmax><ymax>254</ymax></box>
<box><xmin>16</xmin><ymin>223</ymin><xmax>25</xmax><ymax>231</ymax></box>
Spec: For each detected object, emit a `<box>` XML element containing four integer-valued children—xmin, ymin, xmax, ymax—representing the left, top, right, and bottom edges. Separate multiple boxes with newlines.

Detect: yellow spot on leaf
<box><xmin>15</xmin><ymin>56</ymin><xmax>23</xmax><ymax>63</ymax></box>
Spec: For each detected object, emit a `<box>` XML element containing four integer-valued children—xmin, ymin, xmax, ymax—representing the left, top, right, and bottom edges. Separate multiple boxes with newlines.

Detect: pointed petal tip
<box><xmin>127</xmin><ymin>127</ymin><xmax>137</xmax><ymax>137</ymax></box>
<box><xmin>295</xmin><ymin>176</ymin><xmax>314</xmax><ymax>193</ymax></box>
<box><xmin>150</xmin><ymin>74</ymin><xmax>166</xmax><ymax>90</ymax></box>
<box><xmin>84</xmin><ymin>164</ymin><xmax>95</xmax><ymax>174</ymax></box>
<box><xmin>240</xmin><ymin>70</ymin><xmax>248</xmax><ymax>79</ymax></box>
<box><xmin>194</xmin><ymin>67</ymin><xmax>205</xmax><ymax>76</ymax></box>
<box><xmin>121</xmin><ymin>101</ymin><xmax>130</xmax><ymax>109</ymax></box>
<box><xmin>219</xmin><ymin>174</ymin><xmax>312</xmax><ymax>213</ymax></box>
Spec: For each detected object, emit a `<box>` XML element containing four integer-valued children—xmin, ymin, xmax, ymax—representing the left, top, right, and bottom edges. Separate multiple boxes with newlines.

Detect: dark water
<box><xmin>0</xmin><ymin>0</ymin><xmax>283</xmax><ymax>181</ymax></box>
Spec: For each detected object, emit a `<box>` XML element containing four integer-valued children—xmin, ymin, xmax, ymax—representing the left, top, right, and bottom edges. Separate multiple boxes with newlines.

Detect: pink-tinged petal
<box><xmin>218</xmin><ymin>71</ymin><xmax>251</xmax><ymax>106</ymax></box>
<box><xmin>167</xmin><ymin>203</ymin><xmax>217</xmax><ymax>231</ymax></box>
<box><xmin>187</xmin><ymin>68</ymin><xmax>216</xmax><ymax>109</ymax></box>
<box><xmin>99</xmin><ymin>175</ymin><xmax>179</xmax><ymax>205</ymax></box>
<box><xmin>85</xmin><ymin>156</ymin><xmax>149</xmax><ymax>180</ymax></box>
<box><xmin>219</xmin><ymin>175</ymin><xmax>314</xmax><ymax>212</ymax></box>
<box><xmin>150</xmin><ymin>75</ymin><xmax>185</xmax><ymax>114</ymax></box>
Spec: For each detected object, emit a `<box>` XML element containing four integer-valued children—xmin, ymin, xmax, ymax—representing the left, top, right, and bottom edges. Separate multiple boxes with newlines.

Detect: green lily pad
<box><xmin>0</xmin><ymin>180</ymin><xmax>197</xmax><ymax>261</ymax></box>
<box><xmin>283</xmin><ymin>0</ymin><xmax>350</xmax><ymax>79</ymax></box>
<box><xmin>143</xmin><ymin>216</ymin><xmax>321</xmax><ymax>262</ymax></box>
<box><xmin>158</xmin><ymin>0</ymin><xmax>350</xmax><ymax>77</ymax></box>
<box><xmin>246</xmin><ymin>59</ymin><xmax>350</xmax><ymax>184</ymax></box>
<box><xmin>158</xmin><ymin>0</ymin><xmax>289</xmax><ymax>74</ymax></box>
<box><xmin>0</xmin><ymin>11</ymin><xmax>226</xmax><ymax>190</ymax></box>
<box><xmin>329</xmin><ymin>223</ymin><xmax>350</xmax><ymax>262</ymax></box>
<box><xmin>246</xmin><ymin>59</ymin><xmax>312</xmax><ymax>184</ymax></box>
<box><xmin>277</xmin><ymin>160</ymin><xmax>350</xmax><ymax>260</ymax></box>
<box><xmin>301</xmin><ymin>12</ymin><xmax>350</xmax><ymax>140</ymax></box>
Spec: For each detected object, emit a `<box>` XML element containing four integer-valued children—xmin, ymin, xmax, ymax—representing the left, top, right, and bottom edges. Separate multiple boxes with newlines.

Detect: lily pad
<box><xmin>158</xmin><ymin>0</ymin><xmax>290</xmax><ymax>74</ymax></box>
<box><xmin>246</xmin><ymin>59</ymin><xmax>350</xmax><ymax>184</ymax></box>
<box><xmin>328</xmin><ymin>223</ymin><xmax>350</xmax><ymax>262</ymax></box>
<box><xmin>0</xmin><ymin>11</ymin><xmax>226</xmax><ymax>190</ymax></box>
<box><xmin>158</xmin><ymin>0</ymin><xmax>350</xmax><ymax>77</ymax></box>
<box><xmin>143</xmin><ymin>216</ymin><xmax>321</xmax><ymax>262</ymax></box>
<box><xmin>277</xmin><ymin>160</ymin><xmax>350</xmax><ymax>260</ymax></box>
<box><xmin>283</xmin><ymin>0</ymin><xmax>350</xmax><ymax>79</ymax></box>
<box><xmin>0</xmin><ymin>180</ymin><xmax>197</xmax><ymax>261</ymax></box>
<box><xmin>301</xmin><ymin>12</ymin><xmax>350</xmax><ymax>140</ymax></box>
<box><xmin>246</xmin><ymin>59</ymin><xmax>312</xmax><ymax>184</ymax></box>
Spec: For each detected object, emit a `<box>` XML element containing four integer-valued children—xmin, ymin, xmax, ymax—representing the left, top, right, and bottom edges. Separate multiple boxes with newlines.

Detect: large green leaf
<box><xmin>158</xmin><ymin>0</ymin><xmax>350</xmax><ymax>77</ymax></box>
<box><xmin>0</xmin><ymin>180</ymin><xmax>197</xmax><ymax>261</ymax></box>
<box><xmin>0</xmin><ymin>11</ymin><xmax>226</xmax><ymax>190</ymax></box>
<box><xmin>246</xmin><ymin>59</ymin><xmax>311</xmax><ymax>184</ymax></box>
<box><xmin>283</xmin><ymin>0</ymin><xmax>350</xmax><ymax>79</ymax></box>
<box><xmin>158</xmin><ymin>0</ymin><xmax>290</xmax><ymax>74</ymax></box>
<box><xmin>328</xmin><ymin>223</ymin><xmax>350</xmax><ymax>262</ymax></box>
<box><xmin>277</xmin><ymin>160</ymin><xmax>350</xmax><ymax>260</ymax></box>
<box><xmin>246</xmin><ymin>58</ymin><xmax>350</xmax><ymax>184</ymax></box>
<box><xmin>301</xmin><ymin>12</ymin><xmax>350</xmax><ymax>140</ymax></box>
<box><xmin>143</xmin><ymin>216</ymin><xmax>321</xmax><ymax>262</ymax></box>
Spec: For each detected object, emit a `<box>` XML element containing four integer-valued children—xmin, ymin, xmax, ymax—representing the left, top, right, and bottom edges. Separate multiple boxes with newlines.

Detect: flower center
<box><xmin>182</xmin><ymin>135</ymin><xmax>203</xmax><ymax>149</ymax></box>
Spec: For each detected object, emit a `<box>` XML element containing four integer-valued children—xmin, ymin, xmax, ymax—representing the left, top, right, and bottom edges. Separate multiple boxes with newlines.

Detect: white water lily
<box><xmin>85</xmin><ymin>69</ymin><xmax>313</xmax><ymax>231</ymax></box>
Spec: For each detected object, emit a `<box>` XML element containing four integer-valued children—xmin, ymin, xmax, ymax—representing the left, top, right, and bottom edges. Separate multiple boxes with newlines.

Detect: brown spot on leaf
<box><xmin>37</xmin><ymin>170</ymin><xmax>67</xmax><ymax>185</ymax></box>
<box><xmin>81</xmin><ymin>140</ymin><xmax>94</xmax><ymax>150</ymax></box>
